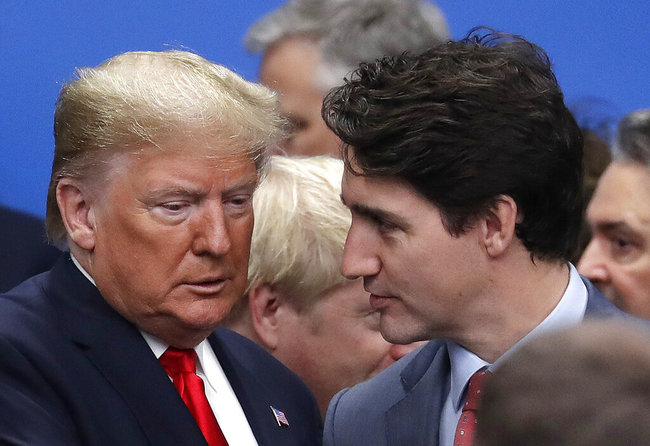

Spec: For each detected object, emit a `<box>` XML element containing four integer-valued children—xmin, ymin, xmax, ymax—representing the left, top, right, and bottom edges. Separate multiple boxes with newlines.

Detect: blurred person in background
<box><xmin>0</xmin><ymin>204</ymin><xmax>60</xmax><ymax>292</ymax></box>
<box><xmin>578</xmin><ymin>109</ymin><xmax>650</xmax><ymax>319</ymax></box>
<box><xmin>245</xmin><ymin>0</ymin><xmax>449</xmax><ymax>157</ymax></box>
<box><xmin>571</xmin><ymin>129</ymin><xmax>611</xmax><ymax>263</ymax></box>
<box><xmin>477</xmin><ymin>320</ymin><xmax>650</xmax><ymax>446</ymax></box>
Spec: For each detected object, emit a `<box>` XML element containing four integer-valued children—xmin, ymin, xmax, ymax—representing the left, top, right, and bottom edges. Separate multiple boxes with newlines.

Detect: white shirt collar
<box><xmin>140</xmin><ymin>331</ymin><xmax>259</xmax><ymax>445</ymax></box>
<box><xmin>70</xmin><ymin>254</ymin><xmax>96</xmax><ymax>286</ymax></box>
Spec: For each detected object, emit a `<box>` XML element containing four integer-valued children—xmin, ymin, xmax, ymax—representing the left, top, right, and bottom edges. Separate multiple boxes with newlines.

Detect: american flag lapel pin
<box><xmin>270</xmin><ymin>406</ymin><xmax>290</xmax><ymax>427</ymax></box>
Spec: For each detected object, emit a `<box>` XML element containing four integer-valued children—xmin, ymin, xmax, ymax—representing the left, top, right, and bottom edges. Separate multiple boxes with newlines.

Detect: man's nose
<box><xmin>577</xmin><ymin>239</ymin><xmax>610</xmax><ymax>284</ymax></box>
<box><xmin>340</xmin><ymin>224</ymin><xmax>381</xmax><ymax>279</ymax></box>
<box><xmin>192</xmin><ymin>202</ymin><xmax>232</xmax><ymax>257</ymax></box>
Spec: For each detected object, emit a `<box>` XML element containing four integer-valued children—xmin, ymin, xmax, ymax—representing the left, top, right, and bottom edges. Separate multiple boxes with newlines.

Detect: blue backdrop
<box><xmin>1</xmin><ymin>0</ymin><xmax>648</xmax><ymax>217</ymax></box>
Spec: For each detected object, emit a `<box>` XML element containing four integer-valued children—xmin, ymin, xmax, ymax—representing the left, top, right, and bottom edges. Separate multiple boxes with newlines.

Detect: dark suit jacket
<box><xmin>323</xmin><ymin>279</ymin><xmax>641</xmax><ymax>446</ymax></box>
<box><xmin>0</xmin><ymin>255</ymin><xmax>322</xmax><ymax>445</ymax></box>
<box><xmin>0</xmin><ymin>205</ymin><xmax>61</xmax><ymax>293</ymax></box>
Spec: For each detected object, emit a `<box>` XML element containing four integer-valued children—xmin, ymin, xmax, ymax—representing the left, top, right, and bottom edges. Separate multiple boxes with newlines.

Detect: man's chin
<box><xmin>380</xmin><ymin>320</ymin><xmax>423</xmax><ymax>345</ymax></box>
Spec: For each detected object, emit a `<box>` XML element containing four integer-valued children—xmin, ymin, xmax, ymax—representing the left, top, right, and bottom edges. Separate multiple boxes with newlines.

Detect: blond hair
<box><xmin>247</xmin><ymin>156</ymin><xmax>350</xmax><ymax>310</ymax></box>
<box><xmin>47</xmin><ymin>50</ymin><xmax>286</xmax><ymax>244</ymax></box>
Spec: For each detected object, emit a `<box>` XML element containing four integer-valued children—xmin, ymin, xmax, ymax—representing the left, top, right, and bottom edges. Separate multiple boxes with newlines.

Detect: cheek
<box><xmin>276</xmin><ymin>320</ymin><xmax>321</xmax><ymax>370</ymax></box>
<box><xmin>353</xmin><ymin>328</ymin><xmax>391</xmax><ymax>359</ymax></box>
<box><xmin>230</xmin><ymin>218</ymin><xmax>254</xmax><ymax>257</ymax></box>
<box><xmin>618</xmin><ymin>265</ymin><xmax>650</xmax><ymax>296</ymax></box>
<box><xmin>324</xmin><ymin>316</ymin><xmax>388</xmax><ymax>359</ymax></box>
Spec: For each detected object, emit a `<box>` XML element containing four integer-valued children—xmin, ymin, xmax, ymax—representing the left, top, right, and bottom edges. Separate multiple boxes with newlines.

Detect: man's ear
<box><xmin>56</xmin><ymin>178</ymin><xmax>96</xmax><ymax>251</ymax></box>
<box><xmin>248</xmin><ymin>282</ymin><xmax>283</xmax><ymax>350</ymax></box>
<box><xmin>481</xmin><ymin>195</ymin><xmax>519</xmax><ymax>258</ymax></box>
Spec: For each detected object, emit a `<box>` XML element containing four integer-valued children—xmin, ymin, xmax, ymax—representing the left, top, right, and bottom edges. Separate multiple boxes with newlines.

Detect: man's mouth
<box><xmin>369</xmin><ymin>293</ymin><xmax>393</xmax><ymax>309</ymax></box>
<box><xmin>183</xmin><ymin>278</ymin><xmax>227</xmax><ymax>295</ymax></box>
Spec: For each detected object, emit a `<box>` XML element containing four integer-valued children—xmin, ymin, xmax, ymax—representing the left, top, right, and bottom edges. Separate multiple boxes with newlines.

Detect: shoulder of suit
<box><xmin>212</xmin><ymin>327</ymin><xmax>314</xmax><ymax>385</ymax></box>
<box><xmin>334</xmin><ymin>339</ymin><xmax>443</xmax><ymax>409</ymax></box>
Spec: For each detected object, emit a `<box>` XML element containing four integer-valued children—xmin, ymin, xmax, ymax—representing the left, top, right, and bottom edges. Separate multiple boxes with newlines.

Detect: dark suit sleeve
<box><xmin>0</xmin><ymin>337</ymin><xmax>82</xmax><ymax>445</ymax></box>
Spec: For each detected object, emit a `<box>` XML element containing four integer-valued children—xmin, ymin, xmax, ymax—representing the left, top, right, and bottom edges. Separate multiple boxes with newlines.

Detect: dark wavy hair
<box><xmin>322</xmin><ymin>27</ymin><xmax>583</xmax><ymax>261</ymax></box>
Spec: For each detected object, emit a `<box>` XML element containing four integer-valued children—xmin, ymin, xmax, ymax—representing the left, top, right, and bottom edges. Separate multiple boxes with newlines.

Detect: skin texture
<box><xmin>58</xmin><ymin>136</ymin><xmax>258</xmax><ymax>348</ymax></box>
<box><xmin>339</xmin><ymin>168</ymin><xmax>490</xmax><ymax>346</ymax></box>
<box><xmin>578</xmin><ymin>161</ymin><xmax>650</xmax><ymax>319</ymax></box>
<box><xmin>259</xmin><ymin>36</ymin><xmax>342</xmax><ymax>157</ymax></box>
<box><xmin>271</xmin><ymin>279</ymin><xmax>422</xmax><ymax>416</ymax></box>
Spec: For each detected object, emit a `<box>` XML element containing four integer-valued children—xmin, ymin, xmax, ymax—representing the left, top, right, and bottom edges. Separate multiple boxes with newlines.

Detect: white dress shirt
<box><xmin>71</xmin><ymin>255</ymin><xmax>259</xmax><ymax>445</ymax></box>
<box><xmin>142</xmin><ymin>332</ymin><xmax>259</xmax><ymax>446</ymax></box>
<box><xmin>439</xmin><ymin>263</ymin><xmax>588</xmax><ymax>446</ymax></box>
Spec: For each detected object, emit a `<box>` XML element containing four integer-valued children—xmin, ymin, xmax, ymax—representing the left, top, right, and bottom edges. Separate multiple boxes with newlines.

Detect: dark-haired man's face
<box><xmin>339</xmin><ymin>167</ymin><xmax>488</xmax><ymax>344</ymax></box>
<box><xmin>578</xmin><ymin>161</ymin><xmax>650</xmax><ymax>320</ymax></box>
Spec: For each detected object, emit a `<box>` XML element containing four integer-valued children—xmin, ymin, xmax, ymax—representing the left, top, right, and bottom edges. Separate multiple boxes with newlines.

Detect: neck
<box><xmin>456</xmin><ymin>257</ymin><xmax>570</xmax><ymax>363</ymax></box>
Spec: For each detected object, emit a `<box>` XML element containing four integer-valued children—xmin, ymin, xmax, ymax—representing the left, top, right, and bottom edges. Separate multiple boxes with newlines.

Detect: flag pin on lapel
<box><xmin>270</xmin><ymin>406</ymin><xmax>290</xmax><ymax>427</ymax></box>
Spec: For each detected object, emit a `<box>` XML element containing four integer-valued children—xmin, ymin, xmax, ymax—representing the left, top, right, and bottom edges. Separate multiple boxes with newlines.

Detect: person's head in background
<box><xmin>476</xmin><ymin>320</ymin><xmax>650</xmax><ymax>446</ymax></box>
<box><xmin>578</xmin><ymin>109</ymin><xmax>650</xmax><ymax>319</ymax></box>
<box><xmin>570</xmin><ymin>129</ymin><xmax>611</xmax><ymax>263</ymax></box>
<box><xmin>568</xmin><ymin>101</ymin><xmax>614</xmax><ymax>263</ymax></box>
<box><xmin>223</xmin><ymin>155</ymin><xmax>424</xmax><ymax>416</ymax></box>
<box><xmin>245</xmin><ymin>0</ymin><xmax>450</xmax><ymax>157</ymax></box>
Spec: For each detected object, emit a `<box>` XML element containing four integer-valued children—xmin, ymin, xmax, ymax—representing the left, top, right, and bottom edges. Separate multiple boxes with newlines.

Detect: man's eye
<box><xmin>373</xmin><ymin>216</ymin><xmax>398</xmax><ymax>232</ymax></box>
<box><xmin>229</xmin><ymin>197</ymin><xmax>249</xmax><ymax>206</ymax></box>
<box><xmin>224</xmin><ymin>195</ymin><xmax>253</xmax><ymax>213</ymax></box>
<box><xmin>608</xmin><ymin>235</ymin><xmax>638</xmax><ymax>261</ymax></box>
<box><xmin>613</xmin><ymin>237</ymin><xmax>630</xmax><ymax>249</ymax></box>
<box><xmin>161</xmin><ymin>202</ymin><xmax>186</xmax><ymax>212</ymax></box>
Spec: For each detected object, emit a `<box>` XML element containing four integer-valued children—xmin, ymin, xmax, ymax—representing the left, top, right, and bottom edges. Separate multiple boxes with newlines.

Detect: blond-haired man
<box><xmin>0</xmin><ymin>50</ymin><xmax>321</xmax><ymax>446</ymax></box>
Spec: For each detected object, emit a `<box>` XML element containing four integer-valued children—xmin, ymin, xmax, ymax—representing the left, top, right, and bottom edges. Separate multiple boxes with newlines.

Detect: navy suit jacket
<box><xmin>0</xmin><ymin>205</ymin><xmax>61</xmax><ymax>293</ymax></box>
<box><xmin>0</xmin><ymin>255</ymin><xmax>322</xmax><ymax>445</ymax></box>
<box><xmin>324</xmin><ymin>279</ymin><xmax>641</xmax><ymax>446</ymax></box>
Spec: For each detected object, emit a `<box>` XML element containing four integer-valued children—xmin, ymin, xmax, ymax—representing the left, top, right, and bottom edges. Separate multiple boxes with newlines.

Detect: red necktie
<box><xmin>454</xmin><ymin>369</ymin><xmax>491</xmax><ymax>446</ymax></box>
<box><xmin>159</xmin><ymin>347</ymin><xmax>229</xmax><ymax>446</ymax></box>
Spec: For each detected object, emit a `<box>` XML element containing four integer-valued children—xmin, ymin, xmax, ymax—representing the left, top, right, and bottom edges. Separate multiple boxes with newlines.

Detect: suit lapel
<box><xmin>379</xmin><ymin>277</ymin><xmax>634</xmax><ymax>446</ymax></box>
<box><xmin>49</xmin><ymin>256</ymin><xmax>208</xmax><ymax>446</ymax></box>
<box><xmin>582</xmin><ymin>276</ymin><xmax>629</xmax><ymax>318</ymax></box>
<box><xmin>385</xmin><ymin>341</ymin><xmax>449</xmax><ymax>446</ymax></box>
<box><xmin>208</xmin><ymin>331</ymin><xmax>280</xmax><ymax>445</ymax></box>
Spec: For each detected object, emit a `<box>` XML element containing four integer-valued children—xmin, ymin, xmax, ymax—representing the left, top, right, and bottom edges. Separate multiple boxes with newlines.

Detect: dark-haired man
<box><xmin>578</xmin><ymin>109</ymin><xmax>650</xmax><ymax>320</ymax></box>
<box><xmin>320</xmin><ymin>29</ymin><xmax>637</xmax><ymax>446</ymax></box>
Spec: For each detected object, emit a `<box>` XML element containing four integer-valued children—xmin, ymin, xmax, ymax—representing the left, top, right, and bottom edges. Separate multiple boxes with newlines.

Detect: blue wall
<box><xmin>1</xmin><ymin>0</ymin><xmax>648</xmax><ymax>217</ymax></box>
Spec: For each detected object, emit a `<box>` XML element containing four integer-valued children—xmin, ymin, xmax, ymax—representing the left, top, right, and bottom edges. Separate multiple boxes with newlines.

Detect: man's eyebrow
<box><xmin>593</xmin><ymin>220</ymin><xmax>642</xmax><ymax>239</ymax></box>
<box><xmin>595</xmin><ymin>221</ymin><xmax>630</xmax><ymax>232</ymax></box>
<box><xmin>224</xmin><ymin>173</ymin><xmax>259</xmax><ymax>194</ymax></box>
<box><xmin>145</xmin><ymin>185</ymin><xmax>202</xmax><ymax>198</ymax></box>
<box><xmin>342</xmin><ymin>198</ymin><xmax>410</xmax><ymax>229</ymax></box>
